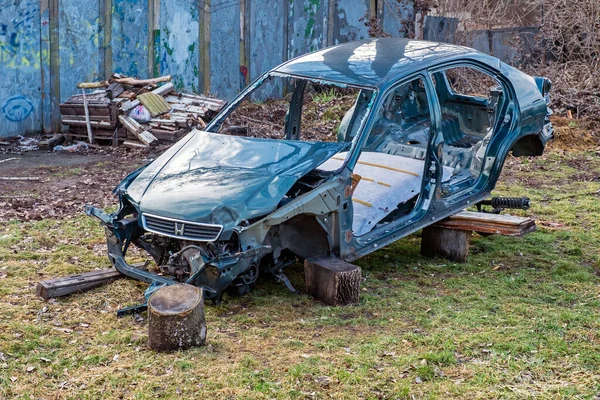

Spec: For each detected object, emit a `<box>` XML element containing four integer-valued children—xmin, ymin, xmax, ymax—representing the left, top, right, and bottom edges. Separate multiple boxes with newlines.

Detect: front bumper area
<box><xmin>86</xmin><ymin>205</ymin><xmax>269</xmax><ymax>312</ymax></box>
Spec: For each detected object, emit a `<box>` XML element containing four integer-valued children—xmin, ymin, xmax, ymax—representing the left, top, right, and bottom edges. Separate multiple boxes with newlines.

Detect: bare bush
<box><xmin>434</xmin><ymin>0</ymin><xmax>600</xmax><ymax>119</ymax></box>
<box><xmin>540</xmin><ymin>0</ymin><xmax>600</xmax><ymax>64</ymax></box>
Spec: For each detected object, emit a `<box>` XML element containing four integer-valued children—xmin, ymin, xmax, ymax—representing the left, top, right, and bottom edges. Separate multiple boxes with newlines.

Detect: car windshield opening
<box><xmin>207</xmin><ymin>74</ymin><xmax>375</xmax><ymax>144</ymax></box>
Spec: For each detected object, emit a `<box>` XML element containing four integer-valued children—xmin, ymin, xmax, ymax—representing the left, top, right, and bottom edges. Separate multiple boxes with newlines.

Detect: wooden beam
<box><xmin>119</xmin><ymin>115</ymin><xmax>157</xmax><ymax>145</ymax></box>
<box><xmin>49</xmin><ymin>0</ymin><xmax>61</xmax><ymax>132</ymax></box>
<box><xmin>36</xmin><ymin>268</ymin><xmax>122</xmax><ymax>299</ymax></box>
<box><xmin>113</xmin><ymin>75</ymin><xmax>171</xmax><ymax>86</ymax></box>
<box><xmin>200</xmin><ymin>0</ymin><xmax>211</xmax><ymax>94</ymax></box>
<box><xmin>101</xmin><ymin>0</ymin><xmax>112</xmax><ymax>79</ymax></box>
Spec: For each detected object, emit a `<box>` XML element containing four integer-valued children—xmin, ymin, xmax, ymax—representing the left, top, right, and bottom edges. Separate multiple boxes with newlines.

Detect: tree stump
<box><xmin>304</xmin><ymin>256</ymin><xmax>361</xmax><ymax>306</ymax></box>
<box><xmin>147</xmin><ymin>284</ymin><xmax>207</xmax><ymax>351</ymax></box>
<box><xmin>421</xmin><ymin>226</ymin><xmax>472</xmax><ymax>263</ymax></box>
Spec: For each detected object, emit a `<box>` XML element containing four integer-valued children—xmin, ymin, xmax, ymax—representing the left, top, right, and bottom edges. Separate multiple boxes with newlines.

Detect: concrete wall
<box><xmin>0</xmin><ymin>0</ymin><xmax>414</xmax><ymax>137</ymax></box>
<box><xmin>423</xmin><ymin>15</ymin><xmax>540</xmax><ymax>65</ymax></box>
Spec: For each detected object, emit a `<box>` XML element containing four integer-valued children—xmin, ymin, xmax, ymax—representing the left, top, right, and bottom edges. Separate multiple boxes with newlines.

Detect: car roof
<box><xmin>274</xmin><ymin>38</ymin><xmax>484</xmax><ymax>88</ymax></box>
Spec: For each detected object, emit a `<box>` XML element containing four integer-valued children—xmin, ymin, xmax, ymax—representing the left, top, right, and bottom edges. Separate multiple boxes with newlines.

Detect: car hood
<box><xmin>125</xmin><ymin>130</ymin><xmax>344</xmax><ymax>230</ymax></box>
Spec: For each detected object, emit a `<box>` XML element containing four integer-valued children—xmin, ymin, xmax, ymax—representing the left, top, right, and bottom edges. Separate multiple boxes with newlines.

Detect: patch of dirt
<box><xmin>499</xmin><ymin>147</ymin><xmax>600</xmax><ymax>190</ymax></box>
<box><xmin>549</xmin><ymin>116</ymin><xmax>600</xmax><ymax>151</ymax></box>
<box><xmin>0</xmin><ymin>149</ymin><xmax>145</xmax><ymax>222</ymax></box>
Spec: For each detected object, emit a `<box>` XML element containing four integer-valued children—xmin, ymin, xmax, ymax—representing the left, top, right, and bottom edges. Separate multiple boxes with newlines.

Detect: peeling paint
<box><xmin>159</xmin><ymin>0</ymin><xmax>200</xmax><ymax>92</ymax></box>
<box><xmin>112</xmin><ymin>0</ymin><xmax>149</xmax><ymax>78</ymax></box>
<box><xmin>0</xmin><ymin>0</ymin><xmax>41</xmax><ymax>136</ymax></box>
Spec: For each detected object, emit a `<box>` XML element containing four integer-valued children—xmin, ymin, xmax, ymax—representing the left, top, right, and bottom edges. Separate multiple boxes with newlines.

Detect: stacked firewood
<box><xmin>59</xmin><ymin>74</ymin><xmax>226</xmax><ymax>148</ymax></box>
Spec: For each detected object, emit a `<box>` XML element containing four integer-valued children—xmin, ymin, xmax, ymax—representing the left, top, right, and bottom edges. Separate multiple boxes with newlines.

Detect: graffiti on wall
<box><xmin>0</xmin><ymin>0</ymin><xmax>41</xmax><ymax>135</ymax></box>
<box><xmin>112</xmin><ymin>0</ymin><xmax>149</xmax><ymax>78</ymax></box>
<box><xmin>58</xmin><ymin>0</ymin><xmax>102</xmax><ymax>102</ymax></box>
<box><xmin>2</xmin><ymin>95</ymin><xmax>35</xmax><ymax>122</ymax></box>
<box><xmin>0</xmin><ymin>0</ymin><xmax>415</xmax><ymax>137</ymax></box>
<box><xmin>0</xmin><ymin>7</ymin><xmax>41</xmax><ymax>69</ymax></box>
<box><xmin>159</xmin><ymin>0</ymin><xmax>200</xmax><ymax>92</ymax></box>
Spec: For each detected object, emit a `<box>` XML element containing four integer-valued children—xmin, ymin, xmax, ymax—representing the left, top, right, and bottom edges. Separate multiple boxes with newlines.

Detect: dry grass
<box><xmin>1</xmin><ymin>142</ymin><xmax>600</xmax><ymax>398</ymax></box>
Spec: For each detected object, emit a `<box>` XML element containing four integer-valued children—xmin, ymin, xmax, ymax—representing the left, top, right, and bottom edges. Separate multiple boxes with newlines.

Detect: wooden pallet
<box><xmin>60</xmin><ymin>92</ymin><xmax>118</xmax><ymax>130</ymax></box>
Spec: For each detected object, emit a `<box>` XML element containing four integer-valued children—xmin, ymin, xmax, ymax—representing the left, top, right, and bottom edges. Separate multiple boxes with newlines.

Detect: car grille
<box><xmin>142</xmin><ymin>214</ymin><xmax>223</xmax><ymax>242</ymax></box>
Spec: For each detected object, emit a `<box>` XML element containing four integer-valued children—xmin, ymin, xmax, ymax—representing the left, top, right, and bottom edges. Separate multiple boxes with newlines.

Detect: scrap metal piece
<box><xmin>273</xmin><ymin>269</ymin><xmax>297</xmax><ymax>293</ymax></box>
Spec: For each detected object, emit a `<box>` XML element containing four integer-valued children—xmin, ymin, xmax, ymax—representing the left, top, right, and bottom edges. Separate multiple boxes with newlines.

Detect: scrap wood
<box><xmin>0</xmin><ymin>157</ymin><xmax>19</xmax><ymax>164</ymax></box>
<box><xmin>117</xmin><ymin>90</ymin><xmax>136</xmax><ymax>100</ymax></box>
<box><xmin>170</xmin><ymin>103</ymin><xmax>209</xmax><ymax>115</ymax></box>
<box><xmin>76</xmin><ymin>75</ymin><xmax>171</xmax><ymax>89</ymax></box>
<box><xmin>122</xmin><ymin>140</ymin><xmax>149</xmax><ymax>149</ymax></box>
<box><xmin>119</xmin><ymin>116</ymin><xmax>157</xmax><ymax>146</ymax></box>
<box><xmin>81</xmin><ymin>88</ymin><xmax>94</xmax><ymax>143</ymax></box>
<box><xmin>106</xmin><ymin>82</ymin><xmax>124</xmax><ymax>98</ymax></box>
<box><xmin>113</xmin><ymin>75</ymin><xmax>171</xmax><ymax>86</ymax></box>
<box><xmin>36</xmin><ymin>268</ymin><xmax>123</xmax><ymax>299</ymax></box>
<box><xmin>77</xmin><ymin>80</ymin><xmax>110</xmax><ymax>89</ymax></box>
<box><xmin>122</xmin><ymin>82</ymin><xmax>175</xmax><ymax>112</ymax></box>
<box><xmin>39</xmin><ymin>134</ymin><xmax>65</xmax><ymax>149</ymax></box>
<box><xmin>165</xmin><ymin>94</ymin><xmax>226</xmax><ymax>112</ymax></box>
<box><xmin>0</xmin><ymin>177</ymin><xmax>40</xmax><ymax>181</ymax></box>
<box><xmin>433</xmin><ymin>211</ymin><xmax>536</xmax><ymax>237</ymax></box>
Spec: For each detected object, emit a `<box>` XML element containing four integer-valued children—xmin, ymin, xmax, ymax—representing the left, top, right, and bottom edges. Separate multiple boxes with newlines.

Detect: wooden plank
<box><xmin>149</xmin><ymin>128</ymin><xmax>188</xmax><ymax>142</ymax></box>
<box><xmin>123</xmin><ymin>140</ymin><xmax>149</xmax><ymax>149</ymax></box>
<box><xmin>36</xmin><ymin>268</ymin><xmax>122</xmax><ymax>299</ymax></box>
<box><xmin>433</xmin><ymin>211</ymin><xmax>536</xmax><ymax>237</ymax></box>
<box><xmin>119</xmin><ymin>115</ymin><xmax>157</xmax><ymax>145</ymax></box>
<box><xmin>39</xmin><ymin>134</ymin><xmax>66</xmax><ymax>149</ymax></box>
<box><xmin>60</xmin><ymin>105</ymin><xmax>111</xmax><ymax>116</ymax></box>
<box><xmin>60</xmin><ymin>115</ymin><xmax>112</xmax><ymax>122</ymax></box>
<box><xmin>170</xmin><ymin>103</ymin><xmax>209</xmax><ymax>116</ymax></box>
<box><xmin>61</xmin><ymin>119</ymin><xmax>116</xmax><ymax>129</ymax></box>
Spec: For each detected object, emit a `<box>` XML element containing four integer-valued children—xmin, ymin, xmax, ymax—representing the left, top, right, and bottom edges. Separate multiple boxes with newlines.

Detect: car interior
<box><xmin>321</xmin><ymin>68</ymin><xmax>506</xmax><ymax>236</ymax></box>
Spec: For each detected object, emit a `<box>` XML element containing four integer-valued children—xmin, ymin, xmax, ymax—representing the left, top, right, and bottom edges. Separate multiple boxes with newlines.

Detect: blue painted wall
<box><xmin>0</xmin><ymin>0</ymin><xmax>415</xmax><ymax>137</ymax></box>
<box><xmin>0</xmin><ymin>0</ymin><xmax>43</xmax><ymax>136</ymax></box>
<box><xmin>58</xmin><ymin>0</ymin><xmax>103</xmax><ymax>102</ymax></box>
<box><xmin>112</xmin><ymin>0</ymin><xmax>149</xmax><ymax>78</ymax></box>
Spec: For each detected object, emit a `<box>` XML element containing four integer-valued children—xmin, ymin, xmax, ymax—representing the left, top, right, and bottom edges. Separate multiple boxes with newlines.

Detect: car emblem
<box><xmin>174</xmin><ymin>222</ymin><xmax>185</xmax><ymax>236</ymax></box>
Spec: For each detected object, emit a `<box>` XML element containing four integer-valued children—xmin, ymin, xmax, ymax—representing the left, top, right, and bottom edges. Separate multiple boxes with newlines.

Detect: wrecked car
<box><xmin>86</xmin><ymin>38</ymin><xmax>552</xmax><ymax>309</ymax></box>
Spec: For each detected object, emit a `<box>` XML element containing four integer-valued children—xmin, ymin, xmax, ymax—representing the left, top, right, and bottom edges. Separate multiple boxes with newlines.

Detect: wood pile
<box><xmin>59</xmin><ymin>73</ymin><xmax>226</xmax><ymax>149</ymax></box>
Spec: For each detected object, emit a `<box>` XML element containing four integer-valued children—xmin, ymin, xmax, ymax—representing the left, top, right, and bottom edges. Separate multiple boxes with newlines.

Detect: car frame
<box><xmin>86</xmin><ymin>38</ymin><xmax>552</xmax><ymax>307</ymax></box>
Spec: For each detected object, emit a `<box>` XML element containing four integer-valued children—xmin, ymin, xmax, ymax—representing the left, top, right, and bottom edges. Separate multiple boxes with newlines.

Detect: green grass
<box><xmin>1</xmin><ymin>149</ymin><xmax>600</xmax><ymax>398</ymax></box>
